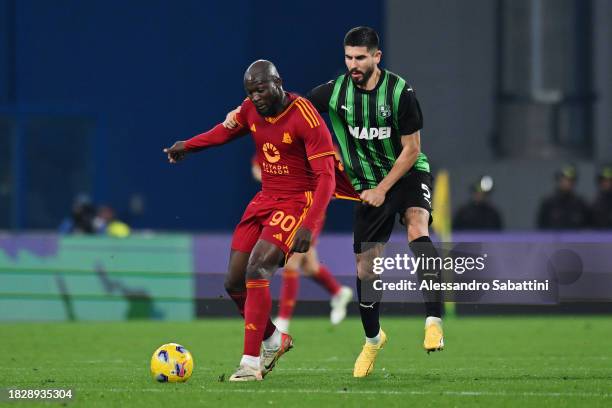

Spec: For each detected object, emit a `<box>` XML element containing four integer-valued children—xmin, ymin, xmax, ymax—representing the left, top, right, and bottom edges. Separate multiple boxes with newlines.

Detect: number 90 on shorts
<box><xmin>268</xmin><ymin>210</ymin><xmax>297</xmax><ymax>232</ymax></box>
<box><xmin>231</xmin><ymin>191</ymin><xmax>319</xmax><ymax>255</ymax></box>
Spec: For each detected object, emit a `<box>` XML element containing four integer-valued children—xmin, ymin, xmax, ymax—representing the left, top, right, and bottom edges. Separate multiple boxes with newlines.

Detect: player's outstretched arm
<box><xmin>163</xmin><ymin>121</ymin><xmax>248</xmax><ymax>164</ymax></box>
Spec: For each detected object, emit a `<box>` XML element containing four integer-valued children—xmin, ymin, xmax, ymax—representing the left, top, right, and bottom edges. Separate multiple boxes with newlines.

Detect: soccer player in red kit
<box><xmin>164</xmin><ymin>60</ymin><xmax>355</xmax><ymax>381</ymax></box>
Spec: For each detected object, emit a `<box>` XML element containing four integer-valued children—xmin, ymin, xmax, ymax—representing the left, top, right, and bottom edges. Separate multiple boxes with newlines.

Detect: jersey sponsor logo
<box><xmin>378</xmin><ymin>105</ymin><xmax>391</xmax><ymax>118</ymax></box>
<box><xmin>263</xmin><ymin>142</ymin><xmax>280</xmax><ymax>163</ymax></box>
<box><xmin>282</xmin><ymin>132</ymin><xmax>292</xmax><ymax>144</ymax></box>
<box><xmin>348</xmin><ymin>126</ymin><xmax>392</xmax><ymax>140</ymax></box>
<box><xmin>262</xmin><ymin>162</ymin><xmax>289</xmax><ymax>175</ymax></box>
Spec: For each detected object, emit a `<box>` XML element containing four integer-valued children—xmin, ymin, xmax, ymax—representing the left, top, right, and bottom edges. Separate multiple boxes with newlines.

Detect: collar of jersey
<box><xmin>263</xmin><ymin>93</ymin><xmax>299</xmax><ymax>124</ymax></box>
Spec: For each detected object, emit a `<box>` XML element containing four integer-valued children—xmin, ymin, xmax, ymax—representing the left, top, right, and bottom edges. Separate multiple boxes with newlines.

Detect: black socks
<box><xmin>409</xmin><ymin>235</ymin><xmax>443</xmax><ymax>318</ymax></box>
<box><xmin>356</xmin><ymin>276</ymin><xmax>382</xmax><ymax>338</ymax></box>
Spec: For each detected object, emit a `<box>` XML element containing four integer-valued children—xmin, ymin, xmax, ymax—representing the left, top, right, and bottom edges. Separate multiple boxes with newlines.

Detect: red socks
<box><xmin>279</xmin><ymin>268</ymin><xmax>300</xmax><ymax>319</ymax></box>
<box><xmin>228</xmin><ymin>288</ymin><xmax>276</xmax><ymax>351</ymax></box>
<box><xmin>311</xmin><ymin>264</ymin><xmax>341</xmax><ymax>295</ymax></box>
<box><xmin>228</xmin><ymin>265</ymin><xmax>340</xmax><ymax>358</ymax></box>
<box><xmin>244</xmin><ymin>279</ymin><xmax>273</xmax><ymax>357</ymax></box>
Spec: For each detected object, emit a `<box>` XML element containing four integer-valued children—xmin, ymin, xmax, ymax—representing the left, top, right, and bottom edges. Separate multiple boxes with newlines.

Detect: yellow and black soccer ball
<box><xmin>150</xmin><ymin>343</ymin><xmax>194</xmax><ymax>383</ymax></box>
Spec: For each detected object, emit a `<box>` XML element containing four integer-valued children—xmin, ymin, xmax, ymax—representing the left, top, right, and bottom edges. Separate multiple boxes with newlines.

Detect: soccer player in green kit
<box><xmin>224</xmin><ymin>26</ymin><xmax>444</xmax><ymax>378</ymax></box>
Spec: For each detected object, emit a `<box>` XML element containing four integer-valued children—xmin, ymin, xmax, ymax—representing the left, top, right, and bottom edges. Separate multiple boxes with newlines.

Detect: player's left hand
<box><xmin>291</xmin><ymin>227</ymin><xmax>312</xmax><ymax>253</ymax></box>
<box><xmin>360</xmin><ymin>188</ymin><xmax>386</xmax><ymax>207</ymax></box>
<box><xmin>163</xmin><ymin>141</ymin><xmax>187</xmax><ymax>163</ymax></box>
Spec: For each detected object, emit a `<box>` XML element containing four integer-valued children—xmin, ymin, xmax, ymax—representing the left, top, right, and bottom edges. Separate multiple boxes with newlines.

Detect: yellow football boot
<box><xmin>353</xmin><ymin>330</ymin><xmax>387</xmax><ymax>378</ymax></box>
<box><xmin>424</xmin><ymin>319</ymin><xmax>444</xmax><ymax>353</ymax></box>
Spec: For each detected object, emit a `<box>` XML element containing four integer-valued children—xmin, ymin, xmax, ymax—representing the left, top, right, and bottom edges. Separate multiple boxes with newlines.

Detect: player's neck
<box><xmin>357</xmin><ymin>67</ymin><xmax>381</xmax><ymax>91</ymax></box>
<box><xmin>268</xmin><ymin>92</ymin><xmax>289</xmax><ymax>117</ymax></box>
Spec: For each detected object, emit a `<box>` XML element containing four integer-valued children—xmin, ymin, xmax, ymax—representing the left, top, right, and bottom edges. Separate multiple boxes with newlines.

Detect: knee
<box><xmin>302</xmin><ymin>266</ymin><xmax>316</xmax><ymax>277</ymax></box>
<box><xmin>356</xmin><ymin>257</ymin><xmax>377</xmax><ymax>282</ymax></box>
<box><xmin>304</xmin><ymin>265</ymin><xmax>318</xmax><ymax>277</ymax></box>
<box><xmin>285</xmin><ymin>253</ymin><xmax>302</xmax><ymax>271</ymax></box>
<box><xmin>246</xmin><ymin>254</ymin><xmax>273</xmax><ymax>281</ymax></box>
<box><xmin>407</xmin><ymin>218</ymin><xmax>429</xmax><ymax>242</ymax></box>
<box><xmin>357</xmin><ymin>268</ymin><xmax>374</xmax><ymax>281</ymax></box>
<box><xmin>301</xmin><ymin>260</ymin><xmax>318</xmax><ymax>277</ymax></box>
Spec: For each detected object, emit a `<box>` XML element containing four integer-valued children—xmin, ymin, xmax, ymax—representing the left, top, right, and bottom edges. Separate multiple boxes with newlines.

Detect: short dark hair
<box><xmin>344</xmin><ymin>26</ymin><xmax>379</xmax><ymax>51</ymax></box>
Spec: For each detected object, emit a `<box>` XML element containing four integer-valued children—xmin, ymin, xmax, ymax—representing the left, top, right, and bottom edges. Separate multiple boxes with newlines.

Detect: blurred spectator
<box><xmin>59</xmin><ymin>196</ymin><xmax>130</xmax><ymax>237</ymax></box>
<box><xmin>591</xmin><ymin>165</ymin><xmax>612</xmax><ymax>229</ymax></box>
<box><xmin>453</xmin><ymin>175</ymin><xmax>503</xmax><ymax>230</ymax></box>
<box><xmin>58</xmin><ymin>194</ymin><xmax>96</xmax><ymax>234</ymax></box>
<box><xmin>94</xmin><ymin>205</ymin><xmax>131</xmax><ymax>238</ymax></box>
<box><xmin>537</xmin><ymin>165</ymin><xmax>590</xmax><ymax>229</ymax></box>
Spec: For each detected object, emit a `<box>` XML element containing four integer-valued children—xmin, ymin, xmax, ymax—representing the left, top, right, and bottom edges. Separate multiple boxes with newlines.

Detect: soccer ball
<box><xmin>150</xmin><ymin>343</ymin><xmax>194</xmax><ymax>383</ymax></box>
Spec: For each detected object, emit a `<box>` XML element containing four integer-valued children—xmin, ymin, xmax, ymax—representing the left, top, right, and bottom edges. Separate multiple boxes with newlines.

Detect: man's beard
<box><xmin>350</xmin><ymin>67</ymin><xmax>374</xmax><ymax>86</ymax></box>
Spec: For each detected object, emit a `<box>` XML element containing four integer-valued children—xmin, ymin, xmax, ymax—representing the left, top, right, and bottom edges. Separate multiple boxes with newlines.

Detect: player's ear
<box><xmin>373</xmin><ymin>49</ymin><xmax>382</xmax><ymax>64</ymax></box>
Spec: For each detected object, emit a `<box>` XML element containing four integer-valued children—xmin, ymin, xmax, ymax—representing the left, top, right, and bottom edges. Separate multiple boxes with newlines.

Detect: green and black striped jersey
<box><xmin>307</xmin><ymin>69</ymin><xmax>430</xmax><ymax>192</ymax></box>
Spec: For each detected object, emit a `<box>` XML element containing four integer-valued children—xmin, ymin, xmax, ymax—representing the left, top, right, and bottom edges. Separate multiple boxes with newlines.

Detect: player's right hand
<box><xmin>163</xmin><ymin>141</ymin><xmax>187</xmax><ymax>163</ymax></box>
<box><xmin>360</xmin><ymin>187</ymin><xmax>386</xmax><ymax>207</ymax></box>
<box><xmin>222</xmin><ymin>106</ymin><xmax>241</xmax><ymax>129</ymax></box>
<box><xmin>291</xmin><ymin>227</ymin><xmax>312</xmax><ymax>253</ymax></box>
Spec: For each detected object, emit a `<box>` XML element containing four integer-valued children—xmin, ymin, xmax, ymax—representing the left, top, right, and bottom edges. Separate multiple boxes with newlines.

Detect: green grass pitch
<box><xmin>1</xmin><ymin>316</ymin><xmax>611</xmax><ymax>407</ymax></box>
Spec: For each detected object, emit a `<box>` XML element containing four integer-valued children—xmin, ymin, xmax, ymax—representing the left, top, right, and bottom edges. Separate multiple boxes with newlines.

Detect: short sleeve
<box><xmin>294</xmin><ymin>98</ymin><xmax>336</xmax><ymax>161</ymax></box>
<box><xmin>234</xmin><ymin>98</ymin><xmax>251</xmax><ymax>128</ymax></box>
<box><xmin>397</xmin><ymin>85</ymin><xmax>423</xmax><ymax>135</ymax></box>
<box><xmin>306</xmin><ymin>81</ymin><xmax>335</xmax><ymax>113</ymax></box>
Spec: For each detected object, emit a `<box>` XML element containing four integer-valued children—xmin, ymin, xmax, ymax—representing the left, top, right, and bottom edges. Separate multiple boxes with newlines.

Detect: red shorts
<box><xmin>231</xmin><ymin>191</ymin><xmax>321</xmax><ymax>255</ymax></box>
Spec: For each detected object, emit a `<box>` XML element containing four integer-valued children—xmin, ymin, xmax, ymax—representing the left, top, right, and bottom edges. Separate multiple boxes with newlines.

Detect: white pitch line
<box><xmin>272</xmin><ymin>367</ymin><xmax>612</xmax><ymax>372</ymax></box>
<box><xmin>103</xmin><ymin>388</ymin><xmax>612</xmax><ymax>399</ymax></box>
<box><xmin>82</xmin><ymin>360</ymin><xmax>127</xmax><ymax>363</ymax></box>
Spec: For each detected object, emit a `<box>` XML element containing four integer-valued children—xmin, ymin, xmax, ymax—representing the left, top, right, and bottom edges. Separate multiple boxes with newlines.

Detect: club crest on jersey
<box><xmin>263</xmin><ymin>142</ymin><xmax>281</xmax><ymax>163</ymax></box>
<box><xmin>378</xmin><ymin>105</ymin><xmax>391</xmax><ymax>118</ymax></box>
<box><xmin>349</xmin><ymin>126</ymin><xmax>391</xmax><ymax>140</ymax></box>
<box><xmin>282</xmin><ymin>132</ymin><xmax>292</xmax><ymax>144</ymax></box>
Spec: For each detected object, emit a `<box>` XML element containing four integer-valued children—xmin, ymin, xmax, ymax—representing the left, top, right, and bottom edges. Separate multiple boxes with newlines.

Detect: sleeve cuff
<box><xmin>307</xmin><ymin>151</ymin><xmax>335</xmax><ymax>161</ymax></box>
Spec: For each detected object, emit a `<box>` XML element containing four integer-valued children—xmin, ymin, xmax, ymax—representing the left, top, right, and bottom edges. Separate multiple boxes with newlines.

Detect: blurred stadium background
<box><xmin>1</xmin><ymin>0</ymin><xmax>611</xmax><ymax>321</ymax></box>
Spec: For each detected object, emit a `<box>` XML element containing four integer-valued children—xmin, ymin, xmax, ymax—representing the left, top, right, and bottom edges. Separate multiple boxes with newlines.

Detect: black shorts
<box><xmin>353</xmin><ymin>170</ymin><xmax>433</xmax><ymax>254</ymax></box>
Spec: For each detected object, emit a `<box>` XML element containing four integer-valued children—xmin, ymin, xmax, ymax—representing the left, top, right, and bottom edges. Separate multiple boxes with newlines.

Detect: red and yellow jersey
<box><xmin>251</xmin><ymin>145</ymin><xmax>359</xmax><ymax>201</ymax></box>
<box><xmin>234</xmin><ymin>93</ymin><xmax>334</xmax><ymax>195</ymax></box>
<box><xmin>184</xmin><ymin>91</ymin><xmax>360</xmax><ymax>203</ymax></box>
